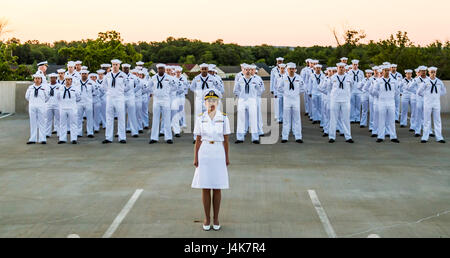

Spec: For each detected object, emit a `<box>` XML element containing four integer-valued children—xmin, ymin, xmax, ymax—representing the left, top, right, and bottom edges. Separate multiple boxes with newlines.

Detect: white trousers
<box><xmin>282</xmin><ymin>97</ymin><xmax>302</xmax><ymax>140</ymax></box>
<box><xmin>59</xmin><ymin>108</ymin><xmax>78</xmax><ymax>142</ymax></box>
<box><xmin>377</xmin><ymin>103</ymin><xmax>397</xmax><ymax>140</ymax></box>
<box><xmin>125</xmin><ymin>97</ymin><xmax>139</xmax><ymax>135</ymax></box>
<box><xmin>329</xmin><ymin>101</ymin><xmax>351</xmax><ymax>140</ymax></box>
<box><xmin>422</xmin><ymin>104</ymin><xmax>443</xmax><ymax>141</ymax></box>
<box><xmin>400</xmin><ymin>95</ymin><xmax>411</xmax><ymax>126</ymax></box>
<box><xmin>28</xmin><ymin>106</ymin><xmax>47</xmax><ymax>143</ymax></box>
<box><xmin>410</xmin><ymin>98</ymin><xmax>417</xmax><ymax>130</ymax></box>
<box><xmin>105</xmin><ymin>97</ymin><xmax>126</xmax><ymax>141</ymax></box>
<box><xmin>46</xmin><ymin>106</ymin><xmax>60</xmax><ymax>136</ymax></box>
<box><xmin>93</xmin><ymin>101</ymin><xmax>102</xmax><ymax>131</ymax></box>
<box><xmin>77</xmin><ymin>102</ymin><xmax>93</xmax><ymax>136</ymax></box>
<box><xmin>135</xmin><ymin>98</ymin><xmax>143</xmax><ymax>131</ymax></box>
<box><xmin>395</xmin><ymin>94</ymin><xmax>400</xmax><ymax>121</ymax></box>
<box><xmin>414</xmin><ymin>100</ymin><xmax>424</xmax><ymax>134</ymax></box>
<box><xmin>142</xmin><ymin>96</ymin><xmax>150</xmax><ymax>127</ymax></box>
<box><xmin>151</xmin><ymin>98</ymin><xmax>172</xmax><ymax>141</ymax></box>
<box><xmin>360</xmin><ymin>96</ymin><xmax>369</xmax><ymax>126</ymax></box>
<box><xmin>311</xmin><ymin>94</ymin><xmax>322</xmax><ymax>122</ymax></box>
<box><xmin>350</xmin><ymin>93</ymin><xmax>361</xmax><ymax>122</ymax></box>
<box><xmin>237</xmin><ymin>98</ymin><xmax>258</xmax><ymax>141</ymax></box>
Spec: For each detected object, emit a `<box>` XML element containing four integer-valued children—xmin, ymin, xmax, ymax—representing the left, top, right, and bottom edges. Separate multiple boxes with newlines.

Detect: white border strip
<box><xmin>308</xmin><ymin>189</ymin><xmax>337</xmax><ymax>238</ymax></box>
<box><xmin>102</xmin><ymin>189</ymin><xmax>143</xmax><ymax>238</ymax></box>
<box><xmin>0</xmin><ymin>113</ymin><xmax>13</xmax><ymax>119</ymax></box>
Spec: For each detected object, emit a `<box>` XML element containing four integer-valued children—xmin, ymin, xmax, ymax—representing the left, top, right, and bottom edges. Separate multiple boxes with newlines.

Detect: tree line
<box><xmin>0</xmin><ymin>30</ymin><xmax>449</xmax><ymax>80</ymax></box>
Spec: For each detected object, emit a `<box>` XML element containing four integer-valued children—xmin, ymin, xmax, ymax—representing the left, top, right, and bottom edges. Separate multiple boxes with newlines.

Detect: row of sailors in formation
<box><xmin>26</xmin><ymin>60</ymin><xmax>225</xmax><ymax>144</ymax></box>
<box><xmin>267</xmin><ymin>57</ymin><xmax>446</xmax><ymax>143</ymax></box>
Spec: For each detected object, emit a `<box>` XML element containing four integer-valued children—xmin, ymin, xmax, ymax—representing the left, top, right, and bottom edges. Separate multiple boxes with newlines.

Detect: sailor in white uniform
<box><xmin>390</xmin><ymin>64</ymin><xmax>403</xmax><ymax>123</ymax></box>
<box><xmin>192</xmin><ymin>89</ymin><xmax>230</xmax><ymax>231</ymax></box>
<box><xmin>407</xmin><ymin>66</ymin><xmax>428</xmax><ymax>137</ymax></box>
<box><xmin>149</xmin><ymin>64</ymin><xmax>177</xmax><ymax>144</ymax></box>
<box><xmin>26</xmin><ymin>74</ymin><xmax>49</xmax><ymax>144</ymax></box>
<box><xmin>139</xmin><ymin>70</ymin><xmax>152</xmax><ymax>130</ymax></box>
<box><xmin>251</xmin><ymin>65</ymin><xmax>265</xmax><ymax>136</ymax></box>
<box><xmin>399</xmin><ymin>70</ymin><xmax>413</xmax><ymax>128</ymax></box>
<box><xmin>58</xmin><ymin>75</ymin><xmax>81</xmax><ymax>144</ymax></box>
<box><xmin>349</xmin><ymin>60</ymin><xmax>364</xmax><ymax>124</ymax></box>
<box><xmin>358</xmin><ymin>69</ymin><xmax>373</xmax><ymax>128</ymax></box>
<box><xmin>372</xmin><ymin>65</ymin><xmax>400</xmax><ymax>143</ymax></box>
<box><xmin>277</xmin><ymin>62</ymin><xmax>306</xmax><ymax>143</ymax></box>
<box><xmin>45</xmin><ymin>73</ymin><xmax>60</xmax><ymax>137</ymax></box>
<box><xmin>300</xmin><ymin>59</ymin><xmax>312</xmax><ymax>117</ymax></box>
<box><xmin>65</xmin><ymin>61</ymin><xmax>81</xmax><ymax>82</ymax></box>
<box><xmin>76</xmin><ymin>70</ymin><xmax>95</xmax><ymax>138</ymax></box>
<box><xmin>418</xmin><ymin>67</ymin><xmax>446</xmax><ymax>143</ymax></box>
<box><xmin>308</xmin><ymin>63</ymin><xmax>324</xmax><ymax>124</ymax></box>
<box><xmin>89</xmin><ymin>72</ymin><xmax>102</xmax><ymax>133</ymax></box>
<box><xmin>121</xmin><ymin>64</ymin><xmax>140</xmax><ymax>137</ymax></box>
<box><xmin>234</xmin><ymin>64</ymin><xmax>264</xmax><ymax>144</ymax></box>
<box><xmin>270</xmin><ymin>57</ymin><xmax>284</xmax><ymax>122</ymax></box>
<box><xmin>327</xmin><ymin>63</ymin><xmax>354</xmax><ymax>143</ymax></box>
<box><xmin>56</xmin><ymin>69</ymin><xmax>66</xmax><ymax>86</ymax></box>
<box><xmin>35</xmin><ymin>61</ymin><xmax>48</xmax><ymax>85</ymax></box>
<box><xmin>101</xmin><ymin>59</ymin><xmax>129</xmax><ymax>144</ymax></box>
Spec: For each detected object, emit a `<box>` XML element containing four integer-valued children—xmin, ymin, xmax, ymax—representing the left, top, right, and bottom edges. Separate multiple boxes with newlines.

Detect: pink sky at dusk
<box><xmin>2</xmin><ymin>0</ymin><xmax>449</xmax><ymax>46</ymax></box>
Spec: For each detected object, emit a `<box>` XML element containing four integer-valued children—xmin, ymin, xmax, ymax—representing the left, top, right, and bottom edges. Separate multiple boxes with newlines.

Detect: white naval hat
<box><xmin>418</xmin><ymin>66</ymin><xmax>427</xmax><ymax>71</ymax></box>
<box><xmin>81</xmin><ymin>66</ymin><xmax>88</xmax><ymax>70</ymax></box>
<box><xmin>32</xmin><ymin>73</ymin><xmax>43</xmax><ymax>79</ymax></box>
<box><xmin>314</xmin><ymin>64</ymin><xmax>322</xmax><ymax>68</ymax></box>
<box><xmin>372</xmin><ymin>66</ymin><xmax>379</xmax><ymax>70</ymax></box>
<box><xmin>404</xmin><ymin>69</ymin><xmax>413</xmax><ymax>73</ymax></box>
<box><xmin>208</xmin><ymin>64</ymin><xmax>215</xmax><ymax>70</ymax></box>
<box><xmin>101</xmin><ymin>64</ymin><xmax>111</xmax><ymax>68</ymax></box>
<box><xmin>345</xmin><ymin>65</ymin><xmax>351</xmax><ymax>69</ymax></box>
<box><xmin>305</xmin><ymin>58</ymin><xmax>312</xmax><ymax>63</ymax></box>
<box><xmin>57</xmin><ymin>68</ymin><xmax>66</xmax><ymax>73</ymax></box>
<box><xmin>96</xmin><ymin>69</ymin><xmax>105</xmax><ymax>74</ymax></box>
<box><xmin>175</xmin><ymin>66</ymin><xmax>182</xmax><ymax>72</ymax></box>
<box><xmin>391</xmin><ymin>64</ymin><xmax>398</xmax><ymax>68</ymax></box>
<box><xmin>122</xmin><ymin>63</ymin><xmax>131</xmax><ymax>68</ymax></box>
<box><xmin>340</xmin><ymin>57</ymin><xmax>348</xmax><ymax>61</ymax></box>
<box><xmin>428</xmin><ymin>66</ymin><xmax>437</xmax><ymax>72</ymax></box>
<box><xmin>377</xmin><ymin>69</ymin><xmax>383</xmax><ymax>73</ymax></box>
<box><xmin>48</xmin><ymin>73</ymin><xmax>58</xmax><ymax>77</ymax></box>
<box><xmin>365</xmin><ymin>69</ymin><xmax>373</xmax><ymax>73</ymax></box>
<box><xmin>351</xmin><ymin>59</ymin><xmax>359</xmax><ymax>64</ymax></box>
<box><xmin>382</xmin><ymin>62</ymin><xmax>391</xmax><ymax>66</ymax></box>
<box><xmin>336</xmin><ymin>62</ymin><xmax>346</xmax><ymax>67</ymax></box>
<box><xmin>75</xmin><ymin>60</ymin><xmax>82</xmax><ymax>65</ymax></box>
<box><xmin>199</xmin><ymin>63</ymin><xmax>209</xmax><ymax>69</ymax></box>
<box><xmin>240</xmin><ymin>63</ymin><xmax>247</xmax><ymax>67</ymax></box>
<box><xmin>89</xmin><ymin>73</ymin><xmax>98</xmax><ymax>78</ymax></box>
<box><xmin>415</xmin><ymin>68</ymin><xmax>420</xmax><ymax>73</ymax></box>
<box><xmin>156</xmin><ymin>63</ymin><xmax>166</xmax><ymax>69</ymax></box>
<box><xmin>203</xmin><ymin>88</ymin><xmax>222</xmax><ymax>100</ymax></box>
<box><xmin>286</xmin><ymin>62</ymin><xmax>296</xmax><ymax>69</ymax></box>
<box><xmin>37</xmin><ymin>61</ymin><xmax>48</xmax><ymax>66</ymax></box>
<box><xmin>80</xmin><ymin>70</ymin><xmax>89</xmax><ymax>74</ymax></box>
<box><xmin>278</xmin><ymin>63</ymin><xmax>287</xmax><ymax>68</ymax></box>
<box><xmin>276</xmin><ymin>57</ymin><xmax>284</xmax><ymax>61</ymax></box>
<box><xmin>310</xmin><ymin>59</ymin><xmax>319</xmax><ymax>64</ymax></box>
<box><xmin>382</xmin><ymin>65</ymin><xmax>391</xmax><ymax>70</ymax></box>
<box><xmin>111</xmin><ymin>59</ymin><xmax>122</xmax><ymax>64</ymax></box>
<box><xmin>64</xmin><ymin>74</ymin><xmax>73</xmax><ymax>80</ymax></box>
<box><xmin>67</xmin><ymin>61</ymin><xmax>76</xmax><ymax>67</ymax></box>
<box><xmin>136</xmin><ymin>61</ymin><xmax>144</xmax><ymax>66</ymax></box>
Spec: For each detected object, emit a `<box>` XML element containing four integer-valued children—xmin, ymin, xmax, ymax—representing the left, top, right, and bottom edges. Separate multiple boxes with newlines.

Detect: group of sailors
<box><xmin>25</xmin><ymin>56</ymin><xmax>447</xmax><ymax>145</ymax></box>
<box><xmin>269</xmin><ymin>57</ymin><xmax>447</xmax><ymax>143</ymax></box>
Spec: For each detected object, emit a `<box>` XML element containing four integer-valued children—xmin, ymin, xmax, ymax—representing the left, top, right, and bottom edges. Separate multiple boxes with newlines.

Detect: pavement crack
<box><xmin>339</xmin><ymin>209</ymin><xmax>450</xmax><ymax>238</ymax></box>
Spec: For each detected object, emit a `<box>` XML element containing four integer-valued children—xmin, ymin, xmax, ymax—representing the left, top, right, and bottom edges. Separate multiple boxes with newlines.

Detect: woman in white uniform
<box><xmin>192</xmin><ymin>89</ymin><xmax>230</xmax><ymax>231</ymax></box>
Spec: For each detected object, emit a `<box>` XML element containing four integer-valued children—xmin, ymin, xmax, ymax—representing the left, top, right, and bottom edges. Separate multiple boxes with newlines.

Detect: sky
<box><xmin>2</xmin><ymin>0</ymin><xmax>449</xmax><ymax>46</ymax></box>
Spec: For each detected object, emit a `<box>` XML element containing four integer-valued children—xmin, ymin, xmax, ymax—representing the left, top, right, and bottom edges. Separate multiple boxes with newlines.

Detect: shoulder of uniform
<box><xmin>221</xmin><ymin>112</ymin><xmax>227</xmax><ymax>116</ymax></box>
<box><xmin>198</xmin><ymin>113</ymin><xmax>204</xmax><ymax>117</ymax></box>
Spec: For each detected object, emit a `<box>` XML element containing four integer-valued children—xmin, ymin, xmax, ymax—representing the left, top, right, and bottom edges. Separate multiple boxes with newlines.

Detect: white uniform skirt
<box><xmin>192</xmin><ymin>141</ymin><xmax>229</xmax><ymax>189</ymax></box>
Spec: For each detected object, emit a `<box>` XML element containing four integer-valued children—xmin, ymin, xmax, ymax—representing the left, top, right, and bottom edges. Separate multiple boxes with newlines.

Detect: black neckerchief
<box><xmin>200</xmin><ymin>76</ymin><xmax>209</xmax><ymax>90</ymax></box>
<box><xmin>337</xmin><ymin>75</ymin><xmax>346</xmax><ymax>89</ymax></box>
<box><xmin>383</xmin><ymin>78</ymin><xmax>391</xmax><ymax>91</ymax></box>
<box><xmin>244</xmin><ymin>77</ymin><xmax>252</xmax><ymax>94</ymax></box>
<box><xmin>111</xmin><ymin>72</ymin><xmax>120</xmax><ymax>88</ymax></box>
<box><xmin>63</xmin><ymin>86</ymin><xmax>72</xmax><ymax>99</ymax></box>
<box><xmin>34</xmin><ymin>86</ymin><xmax>41</xmax><ymax>97</ymax></box>
<box><xmin>157</xmin><ymin>75</ymin><xmax>165</xmax><ymax>89</ymax></box>
<box><xmin>287</xmin><ymin>76</ymin><xmax>296</xmax><ymax>90</ymax></box>
<box><xmin>430</xmin><ymin>79</ymin><xmax>438</xmax><ymax>94</ymax></box>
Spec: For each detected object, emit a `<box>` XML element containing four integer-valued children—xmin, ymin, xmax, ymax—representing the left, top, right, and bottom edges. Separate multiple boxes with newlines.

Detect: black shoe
<box><xmin>328</xmin><ymin>139</ymin><xmax>335</xmax><ymax>143</ymax></box>
<box><xmin>149</xmin><ymin>140</ymin><xmax>157</xmax><ymax>144</ymax></box>
<box><xmin>52</xmin><ymin>131</ymin><xmax>57</xmax><ymax>134</ymax></box>
<box><xmin>322</xmin><ymin>133</ymin><xmax>328</xmax><ymax>137</ymax></box>
<box><xmin>312</xmin><ymin>121</ymin><xmax>317</xmax><ymax>124</ymax></box>
<box><xmin>430</xmin><ymin>134</ymin><xmax>435</xmax><ymax>137</ymax></box>
<box><xmin>119</xmin><ymin>140</ymin><xmax>126</xmax><ymax>144</ymax></box>
<box><xmin>166</xmin><ymin>140</ymin><xmax>173</xmax><ymax>144</ymax></box>
<box><xmin>409</xmin><ymin>129</ymin><xmax>414</xmax><ymax>132</ymax></box>
<box><xmin>175</xmin><ymin>134</ymin><xmax>181</xmax><ymax>138</ymax></box>
<box><xmin>281</xmin><ymin>140</ymin><xmax>287</xmax><ymax>143</ymax></box>
<box><xmin>126</xmin><ymin>130</ymin><xmax>131</xmax><ymax>133</ymax></box>
<box><xmin>102</xmin><ymin>140</ymin><xmax>112</xmax><ymax>144</ymax></box>
<box><xmin>360</xmin><ymin>125</ymin><xmax>365</xmax><ymax>128</ymax></box>
<box><xmin>40</xmin><ymin>141</ymin><xmax>46</xmax><ymax>144</ymax></box>
<box><xmin>278</xmin><ymin>121</ymin><xmax>283</xmax><ymax>124</ymax></box>
<box><xmin>26</xmin><ymin>141</ymin><xmax>36</xmax><ymax>145</ymax></box>
<box><xmin>252</xmin><ymin>140</ymin><xmax>260</xmax><ymax>144</ymax></box>
<box><xmin>346</xmin><ymin>139</ymin><xmax>354</xmax><ymax>143</ymax></box>
<box><xmin>340</xmin><ymin>133</ymin><xmax>344</xmax><ymax>137</ymax></box>
<box><xmin>400</xmin><ymin>125</ymin><xmax>405</xmax><ymax>128</ymax></box>
<box><xmin>132</xmin><ymin>135</ymin><xmax>139</xmax><ymax>138</ymax></box>
<box><xmin>391</xmin><ymin>139</ymin><xmax>400</xmax><ymax>143</ymax></box>
<box><xmin>369</xmin><ymin>129</ymin><xmax>372</xmax><ymax>132</ymax></box>
<box><xmin>259</xmin><ymin>133</ymin><xmax>265</xmax><ymax>137</ymax></box>
<box><xmin>371</xmin><ymin>134</ymin><xmax>377</xmax><ymax>137</ymax></box>
<box><xmin>71</xmin><ymin>140</ymin><xmax>77</xmax><ymax>144</ymax></box>
<box><xmin>144</xmin><ymin>126</ymin><xmax>149</xmax><ymax>130</ymax></box>
<box><xmin>139</xmin><ymin>130</ymin><xmax>144</xmax><ymax>134</ymax></box>
<box><xmin>376</xmin><ymin>139</ymin><xmax>383</xmax><ymax>143</ymax></box>
<box><xmin>395</xmin><ymin>120</ymin><xmax>400</xmax><ymax>124</ymax></box>
<box><xmin>58</xmin><ymin>141</ymin><xmax>66</xmax><ymax>144</ymax></box>
<box><xmin>115</xmin><ymin>134</ymin><xmax>119</xmax><ymax>138</ymax></box>
<box><xmin>421</xmin><ymin>140</ymin><xmax>427</xmax><ymax>143</ymax></box>
<box><xmin>94</xmin><ymin>130</ymin><xmax>99</xmax><ymax>134</ymax></box>
<box><xmin>309</xmin><ymin>119</ymin><xmax>313</xmax><ymax>121</ymax></box>
<box><xmin>386</xmin><ymin>135</ymin><xmax>390</xmax><ymax>138</ymax></box>
<box><xmin>67</xmin><ymin>131</ymin><xmax>70</xmax><ymax>134</ymax></box>
<box><xmin>115</xmin><ymin>117</ymin><xmax>117</xmax><ymax>120</ymax></box>
<box><xmin>46</xmin><ymin>135</ymin><xmax>50</xmax><ymax>138</ymax></box>
<box><xmin>159</xmin><ymin>133</ymin><xmax>164</xmax><ymax>137</ymax></box>
<box><xmin>87</xmin><ymin>135</ymin><xmax>94</xmax><ymax>138</ymax></box>
<box><xmin>235</xmin><ymin>140</ymin><xmax>243</xmax><ymax>144</ymax></box>
<box><xmin>193</xmin><ymin>140</ymin><xmax>196</xmax><ymax>144</ymax></box>
<box><xmin>83</xmin><ymin>117</ymin><xmax>86</xmax><ymax>120</ymax></box>
<box><xmin>78</xmin><ymin>135</ymin><xmax>82</xmax><ymax>138</ymax></box>
<box><xmin>296</xmin><ymin>139</ymin><xmax>303</xmax><ymax>143</ymax></box>
<box><xmin>414</xmin><ymin>134</ymin><xmax>420</xmax><ymax>137</ymax></box>
<box><xmin>305</xmin><ymin>113</ymin><xmax>309</xmax><ymax>116</ymax></box>
<box><xmin>438</xmin><ymin>140</ymin><xmax>446</xmax><ymax>143</ymax></box>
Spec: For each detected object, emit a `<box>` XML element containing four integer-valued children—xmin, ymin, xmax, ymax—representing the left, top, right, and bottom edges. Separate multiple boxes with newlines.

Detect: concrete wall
<box><xmin>1</xmin><ymin>80</ymin><xmax>450</xmax><ymax>114</ymax></box>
